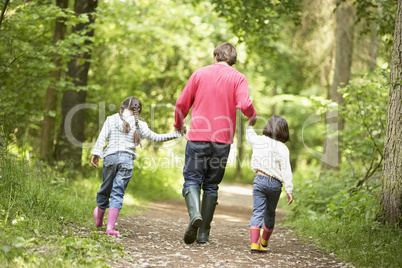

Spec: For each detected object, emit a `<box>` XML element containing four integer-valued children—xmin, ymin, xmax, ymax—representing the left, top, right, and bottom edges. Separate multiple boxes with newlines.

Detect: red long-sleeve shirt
<box><xmin>174</xmin><ymin>63</ymin><xmax>257</xmax><ymax>144</ymax></box>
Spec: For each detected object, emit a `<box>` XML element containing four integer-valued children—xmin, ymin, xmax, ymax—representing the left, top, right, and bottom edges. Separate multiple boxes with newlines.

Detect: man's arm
<box><xmin>174</xmin><ymin>73</ymin><xmax>197</xmax><ymax>130</ymax></box>
<box><xmin>235</xmin><ymin>75</ymin><xmax>257</xmax><ymax>119</ymax></box>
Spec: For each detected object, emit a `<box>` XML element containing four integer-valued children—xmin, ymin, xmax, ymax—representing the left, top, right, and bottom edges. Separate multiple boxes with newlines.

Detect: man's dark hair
<box><xmin>213</xmin><ymin>42</ymin><xmax>237</xmax><ymax>66</ymax></box>
<box><xmin>263</xmin><ymin>115</ymin><xmax>291</xmax><ymax>143</ymax></box>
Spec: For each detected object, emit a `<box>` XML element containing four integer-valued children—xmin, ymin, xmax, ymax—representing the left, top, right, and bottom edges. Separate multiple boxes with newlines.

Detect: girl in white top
<box><xmin>246</xmin><ymin>115</ymin><xmax>293</xmax><ymax>253</ymax></box>
<box><xmin>91</xmin><ymin>97</ymin><xmax>182</xmax><ymax>236</ymax></box>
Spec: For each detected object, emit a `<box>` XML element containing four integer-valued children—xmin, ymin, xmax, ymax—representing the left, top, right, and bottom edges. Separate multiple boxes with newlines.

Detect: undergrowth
<box><xmin>0</xmin><ymin>152</ymin><xmax>123</xmax><ymax>267</ymax></box>
<box><xmin>0</xmin><ymin>143</ymin><xmax>182</xmax><ymax>266</ymax></box>
<box><xmin>284</xmin><ymin>167</ymin><xmax>402</xmax><ymax>268</ymax></box>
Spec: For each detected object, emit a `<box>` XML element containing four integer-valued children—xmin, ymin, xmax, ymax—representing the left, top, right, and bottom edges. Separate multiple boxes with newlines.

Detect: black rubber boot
<box><xmin>183</xmin><ymin>187</ymin><xmax>203</xmax><ymax>244</ymax></box>
<box><xmin>196</xmin><ymin>194</ymin><xmax>218</xmax><ymax>244</ymax></box>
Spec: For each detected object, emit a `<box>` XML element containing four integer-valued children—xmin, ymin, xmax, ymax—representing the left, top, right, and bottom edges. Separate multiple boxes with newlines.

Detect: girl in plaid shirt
<box><xmin>91</xmin><ymin>97</ymin><xmax>181</xmax><ymax>235</ymax></box>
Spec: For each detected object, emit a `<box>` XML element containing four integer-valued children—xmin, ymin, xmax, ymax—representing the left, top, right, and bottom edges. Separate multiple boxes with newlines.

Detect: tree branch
<box><xmin>0</xmin><ymin>0</ymin><xmax>10</xmax><ymax>26</ymax></box>
<box><xmin>356</xmin><ymin>154</ymin><xmax>383</xmax><ymax>188</ymax></box>
<box><xmin>355</xmin><ymin>92</ymin><xmax>384</xmax><ymax>158</ymax></box>
<box><xmin>0</xmin><ymin>54</ymin><xmax>22</xmax><ymax>77</ymax></box>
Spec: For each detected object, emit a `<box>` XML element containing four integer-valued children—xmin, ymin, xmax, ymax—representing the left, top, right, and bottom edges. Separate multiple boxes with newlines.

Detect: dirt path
<box><xmin>109</xmin><ymin>184</ymin><xmax>353</xmax><ymax>267</ymax></box>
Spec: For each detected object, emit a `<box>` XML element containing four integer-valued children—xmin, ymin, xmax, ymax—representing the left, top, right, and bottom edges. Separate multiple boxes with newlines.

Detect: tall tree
<box><xmin>321</xmin><ymin>0</ymin><xmax>354</xmax><ymax>169</ymax></box>
<box><xmin>380</xmin><ymin>0</ymin><xmax>402</xmax><ymax>226</ymax></box>
<box><xmin>40</xmin><ymin>0</ymin><xmax>68</xmax><ymax>161</ymax></box>
<box><xmin>55</xmin><ymin>0</ymin><xmax>98</xmax><ymax>170</ymax></box>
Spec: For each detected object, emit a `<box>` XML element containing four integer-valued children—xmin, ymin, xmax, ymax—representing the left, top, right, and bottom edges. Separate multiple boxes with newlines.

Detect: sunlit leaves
<box><xmin>86</xmin><ymin>0</ymin><xmax>233</xmax><ymax>139</ymax></box>
<box><xmin>208</xmin><ymin>0</ymin><xmax>302</xmax><ymax>52</ymax></box>
<box><xmin>338</xmin><ymin>70</ymin><xmax>388</xmax><ymax>180</ymax></box>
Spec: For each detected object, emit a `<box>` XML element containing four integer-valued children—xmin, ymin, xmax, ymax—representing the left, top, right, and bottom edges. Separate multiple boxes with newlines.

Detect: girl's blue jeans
<box><xmin>249</xmin><ymin>174</ymin><xmax>282</xmax><ymax>229</ymax></box>
<box><xmin>96</xmin><ymin>152</ymin><xmax>135</xmax><ymax>210</ymax></box>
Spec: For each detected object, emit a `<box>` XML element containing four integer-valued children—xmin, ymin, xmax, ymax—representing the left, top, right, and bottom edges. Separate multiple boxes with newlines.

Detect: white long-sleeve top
<box><xmin>246</xmin><ymin>126</ymin><xmax>293</xmax><ymax>194</ymax></box>
<box><xmin>91</xmin><ymin>113</ymin><xmax>181</xmax><ymax>159</ymax></box>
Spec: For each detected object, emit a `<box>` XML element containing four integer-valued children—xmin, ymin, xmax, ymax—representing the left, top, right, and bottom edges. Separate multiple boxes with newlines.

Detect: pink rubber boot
<box><xmin>93</xmin><ymin>206</ymin><xmax>105</xmax><ymax>227</ymax></box>
<box><xmin>250</xmin><ymin>226</ymin><xmax>267</xmax><ymax>253</ymax></box>
<box><xmin>261</xmin><ymin>224</ymin><xmax>274</xmax><ymax>247</ymax></box>
<box><xmin>105</xmin><ymin>208</ymin><xmax>120</xmax><ymax>236</ymax></box>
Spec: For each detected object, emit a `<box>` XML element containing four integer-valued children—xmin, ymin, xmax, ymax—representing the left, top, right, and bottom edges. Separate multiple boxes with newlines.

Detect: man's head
<box><xmin>213</xmin><ymin>42</ymin><xmax>237</xmax><ymax>66</ymax></box>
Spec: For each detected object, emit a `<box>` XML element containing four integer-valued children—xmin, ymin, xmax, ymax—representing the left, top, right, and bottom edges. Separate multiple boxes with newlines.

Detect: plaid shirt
<box><xmin>91</xmin><ymin>113</ymin><xmax>181</xmax><ymax>158</ymax></box>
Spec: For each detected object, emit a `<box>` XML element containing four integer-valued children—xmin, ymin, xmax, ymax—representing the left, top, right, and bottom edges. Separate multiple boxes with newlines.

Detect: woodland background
<box><xmin>0</xmin><ymin>0</ymin><xmax>401</xmax><ymax>267</ymax></box>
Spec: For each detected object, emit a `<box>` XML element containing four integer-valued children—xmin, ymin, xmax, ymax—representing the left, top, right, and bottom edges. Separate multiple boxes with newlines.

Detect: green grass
<box><xmin>222</xmin><ymin>166</ymin><xmax>254</xmax><ymax>184</ymax></box>
<box><xmin>0</xmin><ymin>148</ymin><xmax>182</xmax><ymax>267</ymax></box>
<box><xmin>287</xmin><ymin>215</ymin><xmax>402</xmax><ymax>268</ymax></box>
<box><xmin>284</xmin><ymin>166</ymin><xmax>402</xmax><ymax>268</ymax></box>
<box><xmin>0</xmin><ymin>154</ymin><xmax>123</xmax><ymax>267</ymax></box>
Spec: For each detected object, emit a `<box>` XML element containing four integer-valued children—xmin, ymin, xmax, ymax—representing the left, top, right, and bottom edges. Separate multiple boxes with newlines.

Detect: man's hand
<box><xmin>91</xmin><ymin>155</ymin><xmax>99</xmax><ymax>168</ymax></box>
<box><xmin>248</xmin><ymin>116</ymin><xmax>257</xmax><ymax>126</ymax></box>
<box><xmin>287</xmin><ymin>193</ymin><xmax>293</xmax><ymax>205</ymax></box>
<box><xmin>176</xmin><ymin>125</ymin><xmax>187</xmax><ymax>136</ymax></box>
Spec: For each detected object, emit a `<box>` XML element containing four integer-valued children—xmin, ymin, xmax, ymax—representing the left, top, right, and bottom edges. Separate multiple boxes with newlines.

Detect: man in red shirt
<box><xmin>174</xmin><ymin>42</ymin><xmax>257</xmax><ymax>244</ymax></box>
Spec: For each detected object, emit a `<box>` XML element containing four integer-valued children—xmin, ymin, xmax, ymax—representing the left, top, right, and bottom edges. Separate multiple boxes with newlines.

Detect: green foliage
<box><xmin>289</xmin><ymin>168</ymin><xmax>348</xmax><ymax>217</ymax></box>
<box><xmin>209</xmin><ymin>0</ymin><xmax>301</xmax><ymax>48</ymax></box>
<box><xmin>287</xmin><ymin>163</ymin><xmax>400</xmax><ymax>267</ymax></box>
<box><xmin>353</xmin><ymin>0</ymin><xmax>396</xmax><ymax>38</ymax></box>
<box><xmin>0</xmin><ymin>0</ymin><xmax>98</xmax><ymax>149</ymax></box>
<box><xmin>129</xmin><ymin>166</ymin><xmax>182</xmax><ymax>201</ymax></box>
<box><xmin>86</xmin><ymin>0</ymin><xmax>234</xmax><ymax>142</ymax></box>
<box><xmin>223</xmin><ymin>166</ymin><xmax>254</xmax><ymax>184</ymax></box>
<box><xmin>0</xmin><ymin>151</ymin><xmax>113</xmax><ymax>265</ymax></box>
<box><xmin>286</xmin><ymin>70</ymin><xmax>394</xmax><ymax>267</ymax></box>
<box><xmin>289</xmin><ymin>215</ymin><xmax>402</xmax><ymax>268</ymax></box>
<box><xmin>289</xmin><ymin>71</ymin><xmax>388</xmax><ymax>215</ymax></box>
<box><xmin>339</xmin><ymin>70</ymin><xmax>388</xmax><ymax>186</ymax></box>
<box><xmin>0</xmin><ymin>142</ymin><xmax>180</xmax><ymax>265</ymax></box>
<box><xmin>326</xmin><ymin>186</ymin><xmax>380</xmax><ymax>223</ymax></box>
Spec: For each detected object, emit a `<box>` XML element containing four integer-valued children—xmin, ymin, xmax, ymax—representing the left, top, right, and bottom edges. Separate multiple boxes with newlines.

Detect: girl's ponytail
<box><xmin>133</xmin><ymin>104</ymin><xmax>141</xmax><ymax>146</ymax></box>
<box><xmin>119</xmin><ymin>107</ymin><xmax>131</xmax><ymax>133</ymax></box>
<box><xmin>120</xmin><ymin>96</ymin><xmax>142</xmax><ymax>146</ymax></box>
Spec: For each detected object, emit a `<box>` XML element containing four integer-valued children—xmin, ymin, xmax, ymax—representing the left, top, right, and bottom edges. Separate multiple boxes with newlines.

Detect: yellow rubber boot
<box><xmin>261</xmin><ymin>225</ymin><xmax>274</xmax><ymax>247</ymax></box>
<box><xmin>251</xmin><ymin>243</ymin><xmax>268</xmax><ymax>253</ymax></box>
<box><xmin>250</xmin><ymin>227</ymin><xmax>268</xmax><ymax>253</ymax></box>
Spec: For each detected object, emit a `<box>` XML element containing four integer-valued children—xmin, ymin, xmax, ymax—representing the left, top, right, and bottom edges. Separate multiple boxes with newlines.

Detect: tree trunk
<box><xmin>55</xmin><ymin>0</ymin><xmax>98</xmax><ymax>170</ymax></box>
<box><xmin>367</xmin><ymin>4</ymin><xmax>382</xmax><ymax>71</ymax></box>
<box><xmin>380</xmin><ymin>0</ymin><xmax>402</xmax><ymax>226</ymax></box>
<box><xmin>367</xmin><ymin>23</ymin><xmax>378</xmax><ymax>70</ymax></box>
<box><xmin>40</xmin><ymin>0</ymin><xmax>68</xmax><ymax>162</ymax></box>
<box><xmin>321</xmin><ymin>0</ymin><xmax>354</xmax><ymax>170</ymax></box>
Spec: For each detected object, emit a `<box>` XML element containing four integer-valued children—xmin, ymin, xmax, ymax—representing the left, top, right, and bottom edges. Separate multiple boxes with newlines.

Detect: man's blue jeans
<box><xmin>96</xmin><ymin>152</ymin><xmax>135</xmax><ymax>210</ymax></box>
<box><xmin>182</xmin><ymin>141</ymin><xmax>231</xmax><ymax>196</ymax></box>
<box><xmin>249</xmin><ymin>174</ymin><xmax>282</xmax><ymax>229</ymax></box>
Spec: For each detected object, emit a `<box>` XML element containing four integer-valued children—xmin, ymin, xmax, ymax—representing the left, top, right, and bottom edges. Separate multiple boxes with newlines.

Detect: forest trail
<box><xmin>108</xmin><ymin>184</ymin><xmax>353</xmax><ymax>267</ymax></box>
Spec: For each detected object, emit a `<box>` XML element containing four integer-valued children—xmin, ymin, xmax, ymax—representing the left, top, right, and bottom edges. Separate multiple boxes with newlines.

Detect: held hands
<box><xmin>287</xmin><ymin>193</ymin><xmax>293</xmax><ymax>205</ymax></box>
<box><xmin>176</xmin><ymin>125</ymin><xmax>187</xmax><ymax>136</ymax></box>
<box><xmin>248</xmin><ymin>116</ymin><xmax>257</xmax><ymax>126</ymax></box>
<box><xmin>91</xmin><ymin>155</ymin><xmax>99</xmax><ymax>168</ymax></box>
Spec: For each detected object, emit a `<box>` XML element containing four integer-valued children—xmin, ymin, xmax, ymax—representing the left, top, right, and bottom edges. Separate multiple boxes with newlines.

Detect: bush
<box><xmin>0</xmin><ymin>145</ymin><xmax>121</xmax><ymax>266</ymax></box>
<box><xmin>285</xmin><ymin>70</ymin><xmax>401</xmax><ymax>268</ymax></box>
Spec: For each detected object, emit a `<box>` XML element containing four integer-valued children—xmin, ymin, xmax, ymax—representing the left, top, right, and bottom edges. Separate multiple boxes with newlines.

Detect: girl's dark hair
<box><xmin>119</xmin><ymin>97</ymin><xmax>142</xmax><ymax>146</ymax></box>
<box><xmin>213</xmin><ymin>42</ymin><xmax>237</xmax><ymax>66</ymax></box>
<box><xmin>263</xmin><ymin>115</ymin><xmax>291</xmax><ymax>143</ymax></box>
